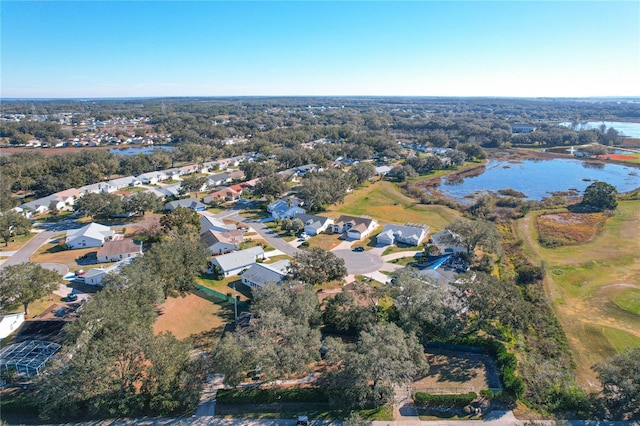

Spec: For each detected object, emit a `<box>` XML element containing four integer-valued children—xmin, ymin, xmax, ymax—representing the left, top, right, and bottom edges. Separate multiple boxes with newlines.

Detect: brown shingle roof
<box><xmin>96</xmin><ymin>239</ymin><xmax>141</xmax><ymax>257</ymax></box>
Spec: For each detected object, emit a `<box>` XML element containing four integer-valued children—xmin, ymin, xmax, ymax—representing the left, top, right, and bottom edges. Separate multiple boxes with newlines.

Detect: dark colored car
<box><xmin>63</xmin><ymin>293</ymin><xmax>78</xmax><ymax>302</ymax></box>
<box><xmin>352</xmin><ymin>246</ymin><xmax>365</xmax><ymax>252</ymax></box>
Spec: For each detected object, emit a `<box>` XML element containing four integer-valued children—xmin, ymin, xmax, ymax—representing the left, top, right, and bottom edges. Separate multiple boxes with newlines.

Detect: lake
<box><xmin>559</xmin><ymin>121</ymin><xmax>640</xmax><ymax>138</ymax></box>
<box><xmin>437</xmin><ymin>159</ymin><xmax>640</xmax><ymax>202</ymax></box>
<box><xmin>109</xmin><ymin>145</ymin><xmax>173</xmax><ymax>156</ymax></box>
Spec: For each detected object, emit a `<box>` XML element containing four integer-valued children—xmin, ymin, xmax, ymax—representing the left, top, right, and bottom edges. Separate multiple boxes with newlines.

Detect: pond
<box><xmin>437</xmin><ymin>159</ymin><xmax>640</xmax><ymax>202</ymax></box>
<box><xmin>109</xmin><ymin>145</ymin><xmax>174</xmax><ymax>156</ymax></box>
<box><xmin>559</xmin><ymin>121</ymin><xmax>640</xmax><ymax>138</ymax></box>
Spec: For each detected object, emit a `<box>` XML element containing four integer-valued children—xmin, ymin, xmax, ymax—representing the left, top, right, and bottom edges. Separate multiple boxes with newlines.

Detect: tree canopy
<box><xmin>582</xmin><ymin>181</ymin><xmax>618</xmax><ymax>211</ymax></box>
<box><xmin>0</xmin><ymin>262</ymin><xmax>61</xmax><ymax>314</ymax></box>
<box><xmin>289</xmin><ymin>247</ymin><xmax>347</xmax><ymax>285</ymax></box>
<box><xmin>593</xmin><ymin>347</ymin><xmax>640</xmax><ymax>420</ymax></box>
<box><xmin>0</xmin><ymin>209</ymin><xmax>32</xmax><ymax>247</ymax></box>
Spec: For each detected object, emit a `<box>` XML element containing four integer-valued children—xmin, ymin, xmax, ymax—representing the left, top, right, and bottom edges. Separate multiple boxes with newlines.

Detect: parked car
<box><xmin>63</xmin><ymin>293</ymin><xmax>78</xmax><ymax>302</ymax></box>
<box><xmin>352</xmin><ymin>246</ymin><xmax>365</xmax><ymax>252</ymax></box>
<box><xmin>296</xmin><ymin>416</ymin><xmax>309</xmax><ymax>426</ymax></box>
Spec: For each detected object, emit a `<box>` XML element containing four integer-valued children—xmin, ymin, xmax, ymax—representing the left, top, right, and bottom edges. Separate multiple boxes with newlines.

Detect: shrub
<box><xmin>413</xmin><ymin>392</ymin><xmax>477</xmax><ymax>407</ymax></box>
<box><xmin>216</xmin><ymin>387</ymin><xmax>328</xmax><ymax>404</ymax></box>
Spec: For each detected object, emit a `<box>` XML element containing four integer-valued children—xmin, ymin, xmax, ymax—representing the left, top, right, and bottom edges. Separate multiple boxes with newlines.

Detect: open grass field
<box><xmin>30</xmin><ymin>240</ymin><xmax>96</xmax><ymax>265</ymax></box>
<box><xmin>535</xmin><ymin>212</ymin><xmax>607</xmax><ymax>247</ymax></box>
<box><xmin>0</xmin><ymin>232</ymin><xmax>37</xmax><ymax>253</ymax></box>
<box><xmin>305</xmin><ymin>232</ymin><xmax>343</xmax><ymax>251</ymax></box>
<box><xmin>325</xmin><ymin>180</ymin><xmax>460</xmax><ymax>231</ymax></box>
<box><xmin>153</xmin><ymin>292</ymin><xmax>233</xmax><ymax>340</ymax></box>
<box><xmin>516</xmin><ymin>200</ymin><xmax>640</xmax><ymax>389</ymax></box>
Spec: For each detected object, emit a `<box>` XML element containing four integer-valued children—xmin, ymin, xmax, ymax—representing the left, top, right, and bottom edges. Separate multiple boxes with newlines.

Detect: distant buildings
<box><xmin>510</xmin><ymin>122</ymin><xmax>536</xmax><ymax>133</ymax></box>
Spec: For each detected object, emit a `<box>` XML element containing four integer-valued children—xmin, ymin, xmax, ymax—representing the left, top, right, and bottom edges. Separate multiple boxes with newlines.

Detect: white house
<box><xmin>96</xmin><ymin>239</ymin><xmax>142</xmax><ymax>263</ymax></box>
<box><xmin>0</xmin><ymin>313</ymin><xmax>25</xmax><ymax>340</ymax></box>
<box><xmin>66</xmin><ymin>223</ymin><xmax>115</xmax><ymax>249</ymax></box>
<box><xmin>84</xmin><ymin>255</ymin><xmax>138</xmax><ymax>286</ymax></box>
<box><xmin>156</xmin><ymin>183</ymin><xmax>182</xmax><ymax>198</ymax></box>
<box><xmin>241</xmin><ymin>260</ymin><xmax>290</xmax><ymax>289</ymax></box>
<box><xmin>293</xmin><ymin>213</ymin><xmax>334</xmax><ymax>236</ymax></box>
<box><xmin>165</xmin><ymin>198</ymin><xmax>206</xmax><ymax>212</ymax></box>
<box><xmin>53</xmin><ymin>188</ymin><xmax>81</xmax><ymax>208</ymax></box>
<box><xmin>79</xmin><ymin>182</ymin><xmax>117</xmax><ymax>195</ymax></box>
<box><xmin>333</xmin><ymin>215</ymin><xmax>378</xmax><ymax>240</ymax></box>
<box><xmin>511</xmin><ymin>122</ymin><xmax>536</xmax><ymax>133</ymax></box>
<box><xmin>268</xmin><ymin>196</ymin><xmax>305</xmax><ymax>220</ymax></box>
<box><xmin>138</xmin><ymin>171</ymin><xmax>168</xmax><ymax>185</ymax></box>
<box><xmin>430</xmin><ymin>229</ymin><xmax>467</xmax><ymax>254</ymax></box>
<box><xmin>207</xmin><ymin>172</ymin><xmax>233</xmax><ymax>188</ymax></box>
<box><xmin>107</xmin><ymin>176</ymin><xmax>140</xmax><ymax>189</ymax></box>
<box><xmin>200</xmin><ymin>229</ymin><xmax>244</xmax><ymax>255</ymax></box>
<box><xmin>199</xmin><ymin>215</ymin><xmax>237</xmax><ymax>234</ymax></box>
<box><xmin>20</xmin><ymin>195</ymin><xmax>64</xmax><ymax>215</ymax></box>
<box><xmin>376</xmin><ymin>223</ymin><xmax>430</xmax><ymax>246</ymax></box>
<box><xmin>208</xmin><ymin>246</ymin><xmax>265</xmax><ymax>277</ymax></box>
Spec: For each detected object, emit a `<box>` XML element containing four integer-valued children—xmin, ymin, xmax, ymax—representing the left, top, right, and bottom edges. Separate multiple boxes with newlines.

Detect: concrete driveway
<box><xmin>332</xmin><ymin>249</ymin><xmax>384</xmax><ymax>275</ymax></box>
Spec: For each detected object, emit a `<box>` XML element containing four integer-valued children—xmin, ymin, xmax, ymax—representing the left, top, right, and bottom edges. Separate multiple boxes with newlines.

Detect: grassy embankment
<box><xmin>515</xmin><ymin>200</ymin><xmax>640</xmax><ymax>389</ymax></box>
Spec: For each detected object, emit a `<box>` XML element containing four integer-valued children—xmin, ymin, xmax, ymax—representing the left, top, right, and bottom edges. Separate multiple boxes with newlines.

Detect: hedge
<box><xmin>413</xmin><ymin>392</ymin><xmax>477</xmax><ymax>408</ymax></box>
<box><xmin>216</xmin><ymin>387</ymin><xmax>328</xmax><ymax>404</ymax></box>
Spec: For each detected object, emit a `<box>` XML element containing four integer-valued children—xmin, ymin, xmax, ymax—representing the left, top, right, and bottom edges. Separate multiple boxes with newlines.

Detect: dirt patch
<box><xmin>535</xmin><ymin>212</ymin><xmax>607</xmax><ymax>247</ymax></box>
<box><xmin>413</xmin><ymin>349</ymin><xmax>500</xmax><ymax>394</ymax></box>
<box><xmin>153</xmin><ymin>292</ymin><xmax>232</xmax><ymax>340</ymax></box>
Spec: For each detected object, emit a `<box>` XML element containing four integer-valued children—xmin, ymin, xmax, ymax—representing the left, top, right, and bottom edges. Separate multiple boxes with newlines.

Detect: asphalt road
<box><xmin>221</xmin><ymin>212</ymin><xmax>302</xmax><ymax>257</ymax></box>
<box><xmin>1</xmin><ymin>230</ymin><xmax>55</xmax><ymax>268</ymax></box>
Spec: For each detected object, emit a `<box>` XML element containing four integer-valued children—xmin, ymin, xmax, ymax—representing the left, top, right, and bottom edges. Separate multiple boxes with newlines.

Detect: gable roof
<box><xmin>293</xmin><ymin>213</ymin><xmax>333</xmax><ymax>230</ymax></box>
<box><xmin>54</xmin><ymin>188</ymin><xmax>80</xmax><ymax>200</ymax></box>
<box><xmin>165</xmin><ymin>198</ymin><xmax>206</xmax><ymax>211</ymax></box>
<box><xmin>242</xmin><ymin>260</ymin><xmax>290</xmax><ymax>287</ymax></box>
<box><xmin>268</xmin><ymin>196</ymin><xmax>302</xmax><ymax>214</ymax></box>
<box><xmin>200</xmin><ymin>229</ymin><xmax>243</xmax><ymax>248</ymax></box>
<box><xmin>96</xmin><ymin>239</ymin><xmax>141</xmax><ymax>257</ymax></box>
<box><xmin>211</xmin><ymin>246</ymin><xmax>265</xmax><ymax>272</ymax></box>
<box><xmin>66</xmin><ymin>223</ymin><xmax>114</xmax><ymax>242</ymax></box>
<box><xmin>199</xmin><ymin>215</ymin><xmax>236</xmax><ymax>233</ymax></box>
<box><xmin>334</xmin><ymin>215</ymin><xmax>375</xmax><ymax>229</ymax></box>
<box><xmin>378</xmin><ymin>223</ymin><xmax>429</xmax><ymax>243</ymax></box>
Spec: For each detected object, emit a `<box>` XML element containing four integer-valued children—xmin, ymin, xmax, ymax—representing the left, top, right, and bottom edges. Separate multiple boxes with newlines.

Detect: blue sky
<box><xmin>2</xmin><ymin>1</ymin><xmax>639</xmax><ymax>98</ymax></box>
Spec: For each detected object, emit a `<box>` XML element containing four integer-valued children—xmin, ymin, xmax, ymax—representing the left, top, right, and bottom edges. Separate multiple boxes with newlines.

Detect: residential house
<box><xmin>200</xmin><ymin>161</ymin><xmax>220</xmax><ymax>173</ymax></box>
<box><xmin>53</xmin><ymin>188</ymin><xmax>81</xmax><ymax>208</ymax></box>
<box><xmin>203</xmin><ymin>187</ymin><xmax>241</xmax><ymax>204</ymax></box>
<box><xmin>199</xmin><ymin>215</ymin><xmax>237</xmax><ymax>234</ymax></box>
<box><xmin>226</xmin><ymin>169</ymin><xmax>245</xmax><ymax>181</ymax></box>
<box><xmin>241</xmin><ymin>260</ymin><xmax>290</xmax><ymax>289</ymax></box>
<box><xmin>96</xmin><ymin>239</ymin><xmax>142</xmax><ymax>263</ymax></box>
<box><xmin>200</xmin><ymin>229</ymin><xmax>244</xmax><ymax>255</ymax></box>
<box><xmin>20</xmin><ymin>195</ymin><xmax>65</xmax><ymax>216</ymax></box>
<box><xmin>155</xmin><ymin>183</ymin><xmax>182</xmax><ymax>198</ymax></box>
<box><xmin>107</xmin><ymin>176</ymin><xmax>140</xmax><ymax>190</ymax></box>
<box><xmin>208</xmin><ymin>246</ymin><xmax>265</xmax><ymax>276</ymax></box>
<box><xmin>267</xmin><ymin>196</ymin><xmax>305</xmax><ymax>220</ymax></box>
<box><xmin>293</xmin><ymin>213</ymin><xmax>334</xmax><ymax>236</ymax></box>
<box><xmin>79</xmin><ymin>182</ymin><xmax>117</xmax><ymax>195</ymax></box>
<box><xmin>333</xmin><ymin>215</ymin><xmax>378</xmax><ymax>240</ymax></box>
<box><xmin>84</xmin><ymin>255</ymin><xmax>138</xmax><ymax>286</ymax></box>
<box><xmin>430</xmin><ymin>229</ymin><xmax>467</xmax><ymax>254</ymax></box>
<box><xmin>376</xmin><ymin>223</ymin><xmax>430</xmax><ymax>246</ymax></box>
<box><xmin>138</xmin><ymin>171</ymin><xmax>168</xmax><ymax>185</ymax></box>
<box><xmin>178</xmin><ymin>164</ymin><xmax>199</xmax><ymax>176</ymax></box>
<box><xmin>511</xmin><ymin>122</ymin><xmax>536</xmax><ymax>133</ymax></box>
<box><xmin>66</xmin><ymin>223</ymin><xmax>116</xmax><ymax>249</ymax></box>
<box><xmin>375</xmin><ymin>165</ymin><xmax>392</xmax><ymax>175</ymax></box>
<box><xmin>0</xmin><ymin>313</ymin><xmax>25</xmax><ymax>341</ymax></box>
<box><xmin>207</xmin><ymin>172</ymin><xmax>233</xmax><ymax>188</ymax></box>
<box><xmin>165</xmin><ymin>198</ymin><xmax>206</xmax><ymax>212</ymax></box>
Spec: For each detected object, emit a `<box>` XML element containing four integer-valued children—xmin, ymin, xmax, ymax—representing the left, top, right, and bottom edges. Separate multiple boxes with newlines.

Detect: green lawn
<box><xmin>515</xmin><ymin>199</ymin><xmax>640</xmax><ymax>388</ymax></box>
<box><xmin>326</xmin><ymin>180</ymin><xmax>460</xmax><ymax>231</ymax></box>
<box><xmin>0</xmin><ymin>232</ymin><xmax>37</xmax><ymax>252</ymax></box>
<box><xmin>195</xmin><ymin>274</ymin><xmax>251</xmax><ymax>301</ymax></box>
<box><xmin>613</xmin><ymin>287</ymin><xmax>640</xmax><ymax>315</ymax></box>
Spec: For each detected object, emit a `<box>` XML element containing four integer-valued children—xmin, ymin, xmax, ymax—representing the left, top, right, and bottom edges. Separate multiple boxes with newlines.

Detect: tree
<box><xmin>136</xmin><ymin>236</ymin><xmax>209</xmax><ymax>298</ymax></box>
<box><xmin>453</xmin><ymin>272</ymin><xmax>527</xmax><ymax>334</ymax></box>
<box><xmin>582</xmin><ymin>181</ymin><xmax>618</xmax><ymax>211</ymax></box>
<box><xmin>593</xmin><ymin>347</ymin><xmax>640</xmax><ymax>420</ymax></box>
<box><xmin>253</xmin><ymin>174</ymin><xmax>288</xmax><ymax>199</ymax></box>
<box><xmin>349</xmin><ymin>162</ymin><xmax>376</xmax><ymax>186</ymax></box>
<box><xmin>388</xmin><ymin>164</ymin><xmax>417</xmax><ymax>182</ymax></box>
<box><xmin>74</xmin><ymin>192</ymin><xmax>124</xmax><ymax>218</ymax></box>
<box><xmin>289</xmin><ymin>247</ymin><xmax>347</xmax><ymax>285</ymax></box>
<box><xmin>390</xmin><ymin>268</ymin><xmax>466</xmax><ymax>341</ymax></box>
<box><xmin>124</xmin><ymin>192</ymin><xmax>163</xmax><ymax>215</ymax></box>
<box><xmin>322</xmin><ymin>323</ymin><xmax>428</xmax><ymax>408</ymax></box>
<box><xmin>322</xmin><ymin>288</ymin><xmax>376</xmax><ymax>335</ymax></box>
<box><xmin>160</xmin><ymin>206</ymin><xmax>200</xmax><ymax>237</ymax></box>
<box><xmin>443</xmin><ymin>218</ymin><xmax>501</xmax><ymax>259</ymax></box>
<box><xmin>178</xmin><ymin>175</ymin><xmax>208</xmax><ymax>197</ymax></box>
<box><xmin>0</xmin><ymin>209</ymin><xmax>32</xmax><ymax>247</ymax></box>
<box><xmin>0</xmin><ymin>262</ymin><xmax>61</xmax><ymax>314</ymax></box>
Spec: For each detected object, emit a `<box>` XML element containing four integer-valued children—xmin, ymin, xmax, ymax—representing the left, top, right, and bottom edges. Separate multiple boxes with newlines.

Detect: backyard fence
<box><xmin>195</xmin><ymin>285</ymin><xmax>249</xmax><ymax>310</ymax></box>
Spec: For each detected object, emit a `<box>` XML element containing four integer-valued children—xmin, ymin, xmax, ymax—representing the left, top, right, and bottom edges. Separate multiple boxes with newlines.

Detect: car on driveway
<box><xmin>62</xmin><ymin>293</ymin><xmax>78</xmax><ymax>302</ymax></box>
<box><xmin>352</xmin><ymin>246</ymin><xmax>365</xmax><ymax>252</ymax></box>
